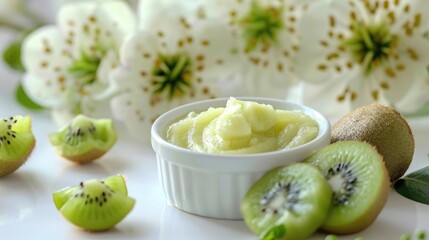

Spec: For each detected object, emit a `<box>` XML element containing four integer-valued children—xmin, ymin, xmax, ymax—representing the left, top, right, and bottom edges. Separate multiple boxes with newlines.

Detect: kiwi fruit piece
<box><xmin>53</xmin><ymin>174</ymin><xmax>128</xmax><ymax>209</ymax></box>
<box><xmin>52</xmin><ymin>174</ymin><xmax>135</xmax><ymax>231</ymax></box>
<box><xmin>0</xmin><ymin>116</ymin><xmax>35</xmax><ymax>177</ymax></box>
<box><xmin>241</xmin><ymin>163</ymin><xmax>332</xmax><ymax>240</ymax></box>
<box><xmin>304</xmin><ymin>141</ymin><xmax>390</xmax><ymax>234</ymax></box>
<box><xmin>331</xmin><ymin>103</ymin><xmax>414</xmax><ymax>182</ymax></box>
<box><xmin>49</xmin><ymin>114</ymin><xmax>117</xmax><ymax>164</ymax></box>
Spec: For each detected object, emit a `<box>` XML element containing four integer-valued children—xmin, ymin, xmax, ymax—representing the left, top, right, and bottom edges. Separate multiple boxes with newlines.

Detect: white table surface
<box><xmin>1</xmin><ymin>47</ymin><xmax>429</xmax><ymax>240</ymax></box>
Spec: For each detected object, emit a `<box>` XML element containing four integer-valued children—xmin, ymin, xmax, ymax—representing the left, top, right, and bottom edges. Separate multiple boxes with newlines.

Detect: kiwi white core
<box><xmin>71</xmin><ymin>115</ymin><xmax>93</xmax><ymax>129</ymax></box>
<box><xmin>83</xmin><ymin>179</ymin><xmax>105</xmax><ymax>194</ymax></box>
<box><xmin>259</xmin><ymin>182</ymin><xmax>300</xmax><ymax>216</ymax></box>
<box><xmin>328</xmin><ymin>175</ymin><xmax>344</xmax><ymax>192</ymax></box>
<box><xmin>321</xmin><ymin>161</ymin><xmax>358</xmax><ymax>207</ymax></box>
<box><xmin>267</xmin><ymin>194</ymin><xmax>287</xmax><ymax>211</ymax></box>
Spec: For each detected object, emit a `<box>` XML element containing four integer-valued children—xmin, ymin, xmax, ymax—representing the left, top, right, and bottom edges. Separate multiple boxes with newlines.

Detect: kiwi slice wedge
<box><xmin>49</xmin><ymin>115</ymin><xmax>117</xmax><ymax>164</ymax></box>
<box><xmin>0</xmin><ymin>115</ymin><xmax>35</xmax><ymax>177</ymax></box>
<box><xmin>304</xmin><ymin>141</ymin><xmax>390</xmax><ymax>234</ymax></box>
<box><xmin>241</xmin><ymin>163</ymin><xmax>332</xmax><ymax>240</ymax></box>
<box><xmin>52</xmin><ymin>174</ymin><xmax>135</xmax><ymax>231</ymax></box>
<box><xmin>331</xmin><ymin>103</ymin><xmax>414</xmax><ymax>182</ymax></box>
<box><xmin>53</xmin><ymin>174</ymin><xmax>128</xmax><ymax>209</ymax></box>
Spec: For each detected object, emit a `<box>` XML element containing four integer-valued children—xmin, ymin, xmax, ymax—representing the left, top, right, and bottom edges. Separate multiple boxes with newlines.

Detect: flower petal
<box><xmin>346</xmin><ymin>70</ymin><xmax>384</xmax><ymax>109</ymax></box>
<box><xmin>139</xmin><ymin>0</ymin><xmax>203</xmax><ymax>25</ymax></box>
<box><xmin>119</xmin><ymin>30</ymin><xmax>159</xmax><ymax>76</ymax></box>
<box><xmin>57</xmin><ymin>1</ymin><xmax>99</xmax><ymax>56</ymax></box>
<box><xmin>197</xmin><ymin>0</ymin><xmax>249</xmax><ymax>24</ymax></box>
<box><xmin>185</xmin><ymin>19</ymin><xmax>239</xmax><ymax>78</ymax></box>
<box><xmin>300</xmin><ymin>76</ymin><xmax>352</xmax><ymax>121</ymax></box>
<box><xmin>80</xmin><ymin>96</ymin><xmax>113</xmax><ymax>118</ymax></box>
<box><xmin>295</xmin><ymin>0</ymin><xmax>355</xmax><ymax>83</ymax></box>
<box><xmin>51</xmin><ymin>106</ymin><xmax>77</xmax><ymax>127</ymax></box>
<box><xmin>138</xmin><ymin>3</ymin><xmax>189</xmax><ymax>53</ymax></box>
<box><xmin>90</xmin><ymin>50</ymin><xmax>120</xmax><ymax>100</ymax></box>
<box><xmin>110</xmin><ymin>91</ymin><xmax>167</xmax><ymax>141</ymax></box>
<box><xmin>58</xmin><ymin>0</ymin><xmax>136</xmax><ymax>56</ymax></box>
<box><xmin>378</xmin><ymin>0</ymin><xmax>429</xmax><ymax>33</ymax></box>
<box><xmin>380</xmin><ymin>35</ymin><xmax>429</xmax><ymax>103</ymax></box>
<box><xmin>244</xmin><ymin>29</ymin><xmax>296</xmax><ymax>86</ymax></box>
<box><xmin>22</xmin><ymin>25</ymin><xmax>73</xmax><ymax>107</ymax></box>
<box><xmin>109</xmin><ymin>30</ymin><xmax>159</xmax><ymax>94</ymax></box>
<box><xmin>94</xmin><ymin>0</ymin><xmax>137</xmax><ymax>47</ymax></box>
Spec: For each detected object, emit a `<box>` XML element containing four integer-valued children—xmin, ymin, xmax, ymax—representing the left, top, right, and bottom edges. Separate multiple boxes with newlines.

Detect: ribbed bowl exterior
<box><xmin>151</xmin><ymin>97</ymin><xmax>331</xmax><ymax>220</ymax></box>
<box><xmin>157</xmin><ymin>155</ymin><xmax>265</xmax><ymax>219</ymax></box>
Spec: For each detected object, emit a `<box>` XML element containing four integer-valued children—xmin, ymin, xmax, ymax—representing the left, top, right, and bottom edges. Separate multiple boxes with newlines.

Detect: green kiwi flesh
<box><xmin>0</xmin><ymin>116</ymin><xmax>35</xmax><ymax>177</ymax></box>
<box><xmin>52</xmin><ymin>175</ymin><xmax>135</xmax><ymax>231</ymax></box>
<box><xmin>241</xmin><ymin>163</ymin><xmax>332</xmax><ymax>240</ymax></box>
<box><xmin>49</xmin><ymin>115</ymin><xmax>117</xmax><ymax>164</ymax></box>
<box><xmin>331</xmin><ymin>103</ymin><xmax>414</xmax><ymax>182</ymax></box>
<box><xmin>304</xmin><ymin>141</ymin><xmax>390</xmax><ymax>234</ymax></box>
<box><xmin>53</xmin><ymin>174</ymin><xmax>128</xmax><ymax>209</ymax></box>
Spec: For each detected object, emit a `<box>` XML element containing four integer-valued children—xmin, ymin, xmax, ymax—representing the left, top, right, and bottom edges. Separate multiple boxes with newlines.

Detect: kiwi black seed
<box><xmin>0</xmin><ymin>116</ymin><xmax>35</xmax><ymax>177</ymax></box>
<box><xmin>331</xmin><ymin>103</ymin><xmax>414</xmax><ymax>182</ymax></box>
<box><xmin>52</xmin><ymin>175</ymin><xmax>135</xmax><ymax>231</ymax></box>
<box><xmin>304</xmin><ymin>141</ymin><xmax>390</xmax><ymax>234</ymax></box>
<box><xmin>49</xmin><ymin>115</ymin><xmax>117</xmax><ymax>164</ymax></box>
<box><xmin>241</xmin><ymin>163</ymin><xmax>332</xmax><ymax>240</ymax></box>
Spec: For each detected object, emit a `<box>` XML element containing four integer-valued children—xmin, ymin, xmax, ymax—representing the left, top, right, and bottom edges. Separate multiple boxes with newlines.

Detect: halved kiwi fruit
<box><xmin>241</xmin><ymin>163</ymin><xmax>332</xmax><ymax>240</ymax></box>
<box><xmin>304</xmin><ymin>141</ymin><xmax>390</xmax><ymax>234</ymax></box>
<box><xmin>331</xmin><ymin>103</ymin><xmax>414</xmax><ymax>182</ymax></box>
<box><xmin>52</xmin><ymin>174</ymin><xmax>135</xmax><ymax>231</ymax></box>
<box><xmin>0</xmin><ymin>115</ymin><xmax>35</xmax><ymax>177</ymax></box>
<box><xmin>49</xmin><ymin>115</ymin><xmax>117</xmax><ymax>164</ymax></box>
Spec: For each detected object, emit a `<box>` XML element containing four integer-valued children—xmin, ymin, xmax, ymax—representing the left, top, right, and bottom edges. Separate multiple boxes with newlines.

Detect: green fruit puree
<box><xmin>166</xmin><ymin>98</ymin><xmax>319</xmax><ymax>154</ymax></box>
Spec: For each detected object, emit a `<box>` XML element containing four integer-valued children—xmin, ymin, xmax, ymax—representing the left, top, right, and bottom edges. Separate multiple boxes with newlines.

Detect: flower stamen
<box><xmin>152</xmin><ymin>54</ymin><xmax>193</xmax><ymax>99</ymax></box>
<box><xmin>68</xmin><ymin>48</ymin><xmax>104</xmax><ymax>87</ymax></box>
<box><xmin>240</xmin><ymin>1</ymin><xmax>284</xmax><ymax>53</ymax></box>
<box><xmin>343</xmin><ymin>20</ymin><xmax>398</xmax><ymax>75</ymax></box>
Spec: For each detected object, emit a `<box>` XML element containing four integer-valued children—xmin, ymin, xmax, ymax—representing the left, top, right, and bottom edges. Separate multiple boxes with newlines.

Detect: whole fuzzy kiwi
<box><xmin>331</xmin><ymin>103</ymin><xmax>414</xmax><ymax>182</ymax></box>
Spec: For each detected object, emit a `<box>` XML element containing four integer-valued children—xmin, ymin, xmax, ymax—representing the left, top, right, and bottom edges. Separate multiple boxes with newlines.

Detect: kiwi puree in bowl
<box><xmin>166</xmin><ymin>97</ymin><xmax>319</xmax><ymax>154</ymax></box>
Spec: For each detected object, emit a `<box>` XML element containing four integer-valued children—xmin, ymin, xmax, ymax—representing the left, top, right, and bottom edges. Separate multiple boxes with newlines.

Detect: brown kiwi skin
<box><xmin>331</xmin><ymin>103</ymin><xmax>414</xmax><ymax>182</ymax></box>
<box><xmin>62</xmin><ymin>148</ymin><xmax>108</xmax><ymax>164</ymax></box>
<box><xmin>321</xmin><ymin>142</ymin><xmax>391</xmax><ymax>234</ymax></box>
<box><xmin>0</xmin><ymin>140</ymin><xmax>35</xmax><ymax>177</ymax></box>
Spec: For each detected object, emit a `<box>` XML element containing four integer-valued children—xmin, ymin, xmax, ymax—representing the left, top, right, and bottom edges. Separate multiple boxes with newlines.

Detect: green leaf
<box><xmin>261</xmin><ymin>225</ymin><xmax>286</xmax><ymax>240</ymax></box>
<box><xmin>3</xmin><ymin>39</ymin><xmax>25</xmax><ymax>72</ymax></box>
<box><xmin>394</xmin><ymin>166</ymin><xmax>429</xmax><ymax>205</ymax></box>
<box><xmin>15</xmin><ymin>83</ymin><xmax>44</xmax><ymax>110</ymax></box>
<box><xmin>416</xmin><ymin>230</ymin><xmax>427</xmax><ymax>240</ymax></box>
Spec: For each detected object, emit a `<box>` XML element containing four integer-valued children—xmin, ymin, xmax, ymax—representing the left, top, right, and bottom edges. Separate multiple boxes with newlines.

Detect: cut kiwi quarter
<box><xmin>49</xmin><ymin>115</ymin><xmax>117</xmax><ymax>164</ymax></box>
<box><xmin>53</xmin><ymin>174</ymin><xmax>128</xmax><ymax>210</ymax></box>
<box><xmin>304</xmin><ymin>141</ymin><xmax>390</xmax><ymax>234</ymax></box>
<box><xmin>331</xmin><ymin>103</ymin><xmax>414</xmax><ymax>182</ymax></box>
<box><xmin>52</xmin><ymin>174</ymin><xmax>135</xmax><ymax>231</ymax></box>
<box><xmin>241</xmin><ymin>163</ymin><xmax>332</xmax><ymax>240</ymax></box>
<box><xmin>0</xmin><ymin>115</ymin><xmax>35</xmax><ymax>177</ymax></box>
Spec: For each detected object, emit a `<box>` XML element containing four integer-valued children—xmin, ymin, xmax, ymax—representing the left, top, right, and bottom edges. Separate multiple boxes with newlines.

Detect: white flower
<box><xmin>110</xmin><ymin>3</ymin><xmax>238</xmax><ymax>140</ymax></box>
<box><xmin>21</xmin><ymin>0</ymin><xmax>136</xmax><ymax>124</ymax></box>
<box><xmin>197</xmin><ymin>0</ymin><xmax>308</xmax><ymax>95</ymax></box>
<box><xmin>295</xmin><ymin>0</ymin><xmax>429</xmax><ymax>113</ymax></box>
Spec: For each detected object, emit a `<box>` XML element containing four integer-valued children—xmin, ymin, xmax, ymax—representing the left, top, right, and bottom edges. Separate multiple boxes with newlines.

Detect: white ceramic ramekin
<box><xmin>151</xmin><ymin>97</ymin><xmax>331</xmax><ymax>220</ymax></box>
